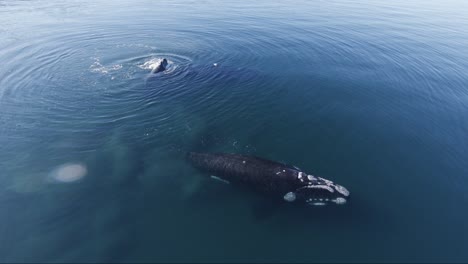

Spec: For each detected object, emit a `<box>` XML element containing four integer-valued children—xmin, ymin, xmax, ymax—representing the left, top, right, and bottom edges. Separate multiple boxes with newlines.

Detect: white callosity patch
<box><xmin>312</xmin><ymin>202</ymin><xmax>326</xmax><ymax>206</ymax></box>
<box><xmin>296</xmin><ymin>172</ymin><xmax>320</xmax><ymax>184</ymax></box>
<box><xmin>334</xmin><ymin>184</ymin><xmax>350</xmax><ymax>197</ymax></box>
<box><xmin>305</xmin><ymin>185</ymin><xmax>334</xmax><ymax>193</ymax></box>
<box><xmin>317</xmin><ymin>177</ymin><xmax>350</xmax><ymax>197</ymax></box>
<box><xmin>318</xmin><ymin>177</ymin><xmax>333</xmax><ymax>185</ymax></box>
<box><xmin>318</xmin><ymin>177</ymin><xmax>350</xmax><ymax>197</ymax></box>
<box><xmin>210</xmin><ymin>175</ymin><xmax>230</xmax><ymax>184</ymax></box>
<box><xmin>283</xmin><ymin>191</ymin><xmax>296</xmax><ymax>202</ymax></box>
<box><xmin>306</xmin><ymin>198</ymin><xmax>327</xmax><ymax>206</ymax></box>
<box><xmin>333</xmin><ymin>197</ymin><xmax>347</xmax><ymax>204</ymax></box>
<box><xmin>297</xmin><ymin>171</ymin><xmax>306</xmax><ymax>183</ymax></box>
<box><xmin>306</xmin><ymin>198</ymin><xmax>329</xmax><ymax>202</ymax></box>
<box><xmin>297</xmin><ymin>172</ymin><xmax>304</xmax><ymax>179</ymax></box>
<box><xmin>307</xmin><ymin>175</ymin><xmax>316</xmax><ymax>181</ymax></box>
<box><xmin>294</xmin><ymin>170</ymin><xmax>349</xmax><ymax>205</ymax></box>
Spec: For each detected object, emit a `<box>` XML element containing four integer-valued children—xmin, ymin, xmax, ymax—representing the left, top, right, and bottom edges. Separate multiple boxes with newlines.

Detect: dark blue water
<box><xmin>1</xmin><ymin>0</ymin><xmax>468</xmax><ymax>262</ymax></box>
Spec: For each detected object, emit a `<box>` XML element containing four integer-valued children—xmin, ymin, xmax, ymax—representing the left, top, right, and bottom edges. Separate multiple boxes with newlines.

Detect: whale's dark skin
<box><xmin>187</xmin><ymin>152</ymin><xmax>350</xmax><ymax>206</ymax></box>
<box><xmin>152</xmin><ymin>58</ymin><xmax>168</xmax><ymax>73</ymax></box>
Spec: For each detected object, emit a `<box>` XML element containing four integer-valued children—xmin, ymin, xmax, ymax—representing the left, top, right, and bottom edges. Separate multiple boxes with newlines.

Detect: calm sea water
<box><xmin>1</xmin><ymin>0</ymin><xmax>468</xmax><ymax>262</ymax></box>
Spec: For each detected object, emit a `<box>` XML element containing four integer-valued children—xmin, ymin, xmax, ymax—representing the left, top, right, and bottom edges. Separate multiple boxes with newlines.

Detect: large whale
<box><xmin>151</xmin><ymin>58</ymin><xmax>168</xmax><ymax>74</ymax></box>
<box><xmin>187</xmin><ymin>152</ymin><xmax>350</xmax><ymax>206</ymax></box>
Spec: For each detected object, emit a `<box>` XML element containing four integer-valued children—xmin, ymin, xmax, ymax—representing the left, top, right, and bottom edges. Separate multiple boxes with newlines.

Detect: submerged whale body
<box><xmin>187</xmin><ymin>152</ymin><xmax>350</xmax><ymax>206</ymax></box>
<box><xmin>152</xmin><ymin>58</ymin><xmax>168</xmax><ymax>73</ymax></box>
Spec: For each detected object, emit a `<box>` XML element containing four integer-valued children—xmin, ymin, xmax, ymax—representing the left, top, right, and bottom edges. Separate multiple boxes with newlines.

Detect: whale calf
<box><xmin>187</xmin><ymin>152</ymin><xmax>350</xmax><ymax>206</ymax></box>
<box><xmin>152</xmin><ymin>58</ymin><xmax>168</xmax><ymax>73</ymax></box>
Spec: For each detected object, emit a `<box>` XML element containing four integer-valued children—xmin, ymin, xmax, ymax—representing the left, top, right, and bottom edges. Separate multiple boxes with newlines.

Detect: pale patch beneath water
<box><xmin>283</xmin><ymin>191</ymin><xmax>296</xmax><ymax>202</ymax></box>
<box><xmin>49</xmin><ymin>163</ymin><xmax>87</xmax><ymax>183</ymax></box>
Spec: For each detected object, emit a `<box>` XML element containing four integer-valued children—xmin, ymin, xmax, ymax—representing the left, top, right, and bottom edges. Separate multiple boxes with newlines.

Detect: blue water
<box><xmin>1</xmin><ymin>0</ymin><xmax>468</xmax><ymax>262</ymax></box>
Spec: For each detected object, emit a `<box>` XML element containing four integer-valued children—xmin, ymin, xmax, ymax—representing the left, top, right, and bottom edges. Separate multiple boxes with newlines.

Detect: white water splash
<box><xmin>139</xmin><ymin>58</ymin><xmax>163</xmax><ymax>70</ymax></box>
<box><xmin>139</xmin><ymin>57</ymin><xmax>175</xmax><ymax>72</ymax></box>
<box><xmin>90</xmin><ymin>58</ymin><xmax>122</xmax><ymax>74</ymax></box>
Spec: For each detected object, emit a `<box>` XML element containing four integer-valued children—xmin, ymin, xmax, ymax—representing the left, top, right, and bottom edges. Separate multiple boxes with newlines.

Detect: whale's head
<box><xmin>161</xmin><ymin>58</ymin><xmax>168</xmax><ymax>67</ymax></box>
<box><xmin>151</xmin><ymin>58</ymin><xmax>169</xmax><ymax>74</ymax></box>
<box><xmin>283</xmin><ymin>172</ymin><xmax>350</xmax><ymax>206</ymax></box>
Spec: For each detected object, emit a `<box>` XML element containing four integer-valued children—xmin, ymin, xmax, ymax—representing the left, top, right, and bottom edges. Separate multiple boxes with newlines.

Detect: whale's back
<box><xmin>187</xmin><ymin>152</ymin><xmax>297</xmax><ymax>193</ymax></box>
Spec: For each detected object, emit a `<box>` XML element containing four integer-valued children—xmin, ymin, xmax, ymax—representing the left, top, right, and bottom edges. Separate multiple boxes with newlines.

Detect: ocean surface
<box><xmin>1</xmin><ymin>0</ymin><xmax>468</xmax><ymax>262</ymax></box>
